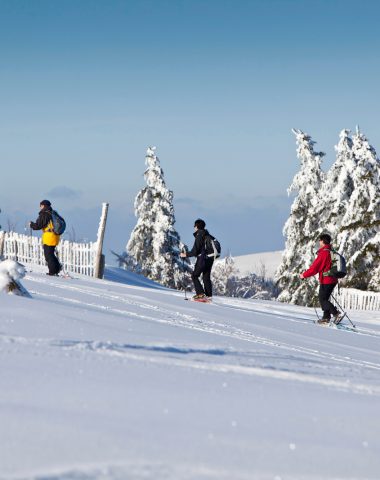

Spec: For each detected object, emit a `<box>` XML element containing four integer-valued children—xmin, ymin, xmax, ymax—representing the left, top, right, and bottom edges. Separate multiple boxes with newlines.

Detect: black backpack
<box><xmin>50</xmin><ymin>210</ymin><xmax>66</xmax><ymax>235</ymax></box>
<box><xmin>205</xmin><ymin>234</ymin><xmax>221</xmax><ymax>259</ymax></box>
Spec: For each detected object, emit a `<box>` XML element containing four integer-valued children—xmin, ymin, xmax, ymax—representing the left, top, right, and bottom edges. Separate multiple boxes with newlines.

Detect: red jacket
<box><xmin>302</xmin><ymin>245</ymin><xmax>337</xmax><ymax>285</ymax></box>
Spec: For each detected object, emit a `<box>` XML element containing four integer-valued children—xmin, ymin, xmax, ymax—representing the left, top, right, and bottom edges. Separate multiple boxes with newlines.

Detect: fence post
<box><xmin>0</xmin><ymin>231</ymin><xmax>5</xmax><ymax>259</ymax></box>
<box><xmin>94</xmin><ymin>202</ymin><xmax>109</xmax><ymax>279</ymax></box>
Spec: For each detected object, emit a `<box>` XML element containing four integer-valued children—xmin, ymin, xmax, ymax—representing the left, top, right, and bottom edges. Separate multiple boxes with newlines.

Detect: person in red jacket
<box><xmin>300</xmin><ymin>233</ymin><xmax>343</xmax><ymax>324</ymax></box>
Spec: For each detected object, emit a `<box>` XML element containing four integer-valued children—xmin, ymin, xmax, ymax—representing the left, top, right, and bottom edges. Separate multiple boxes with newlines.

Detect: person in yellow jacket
<box><xmin>30</xmin><ymin>200</ymin><xmax>61</xmax><ymax>276</ymax></box>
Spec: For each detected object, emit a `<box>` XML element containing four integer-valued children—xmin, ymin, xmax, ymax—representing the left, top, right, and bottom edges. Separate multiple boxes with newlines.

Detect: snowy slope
<box><xmin>1</xmin><ymin>267</ymin><xmax>380</xmax><ymax>480</ymax></box>
<box><xmin>233</xmin><ymin>250</ymin><xmax>283</xmax><ymax>278</ymax></box>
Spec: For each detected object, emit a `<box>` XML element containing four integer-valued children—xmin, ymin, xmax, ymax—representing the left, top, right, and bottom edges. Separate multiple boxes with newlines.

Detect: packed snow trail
<box><xmin>1</xmin><ymin>268</ymin><xmax>380</xmax><ymax>479</ymax></box>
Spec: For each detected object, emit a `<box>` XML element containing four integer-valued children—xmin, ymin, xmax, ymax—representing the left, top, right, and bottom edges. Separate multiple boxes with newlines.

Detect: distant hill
<box><xmin>232</xmin><ymin>250</ymin><xmax>283</xmax><ymax>279</ymax></box>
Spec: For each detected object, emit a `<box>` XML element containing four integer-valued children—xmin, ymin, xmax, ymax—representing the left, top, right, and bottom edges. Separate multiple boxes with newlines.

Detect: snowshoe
<box><xmin>317</xmin><ymin>317</ymin><xmax>330</xmax><ymax>325</ymax></box>
<box><xmin>191</xmin><ymin>294</ymin><xmax>211</xmax><ymax>303</ymax></box>
<box><xmin>333</xmin><ymin>313</ymin><xmax>344</xmax><ymax>325</ymax></box>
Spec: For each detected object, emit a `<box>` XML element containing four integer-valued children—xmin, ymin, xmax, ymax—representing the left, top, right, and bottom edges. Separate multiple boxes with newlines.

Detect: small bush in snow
<box><xmin>212</xmin><ymin>255</ymin><xmax>279</xmax><ymax>300</ymax></box>
<box><xmin>0</xmin><ymin>259</ymin><xmax>30</xmax><ymax>297</ymax></box>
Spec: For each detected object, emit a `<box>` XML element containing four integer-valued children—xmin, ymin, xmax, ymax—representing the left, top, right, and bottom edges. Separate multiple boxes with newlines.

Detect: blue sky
<box><xmin>1</xmin><ymin>0</ymin><xmax>380</xmax><ymax>256</ymax></box>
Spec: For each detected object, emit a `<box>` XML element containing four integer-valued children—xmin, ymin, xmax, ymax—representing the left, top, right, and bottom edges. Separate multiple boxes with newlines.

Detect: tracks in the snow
<box><xmin>25</xmin><ymin>276</ymin><xmax>380</xmax><ymax>377</ymax></box>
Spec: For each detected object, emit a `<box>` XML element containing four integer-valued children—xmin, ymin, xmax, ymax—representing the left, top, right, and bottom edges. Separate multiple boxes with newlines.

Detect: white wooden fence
<box><xmin>0</xmin><ymin>231</ymin><xmax>98</xmax><ymax>276</ymax></box>
<box><xmin>0</xmin><ymin>202</ymin><xmax>109</xmax><ymax>278</ymax></box>
<box><xmin>334</xmin><ymin>287</ymin><xmax>380</xmax><ymax>311</ymax></box>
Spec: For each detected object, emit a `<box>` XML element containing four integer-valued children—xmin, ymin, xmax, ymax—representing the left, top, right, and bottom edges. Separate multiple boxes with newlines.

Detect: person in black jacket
<box><xmin>29</xmin><ymin>200</ymin><xmax>61</xmax><ymax>276</ymax></box>
<box><xmin>180</xmin><ymin>218</ymin><xmax>214</xmax><ymax>300</ymax></box>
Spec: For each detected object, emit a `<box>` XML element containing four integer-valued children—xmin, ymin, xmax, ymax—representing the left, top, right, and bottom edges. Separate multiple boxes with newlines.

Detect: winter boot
<box><xmin>192</xmin><ymin>293</ymin><xmax>206</xmax><ymax>300</ymax></box>
<box><xmin>317</xmin><ymin>316</ymin><xmax>330</xmax><ymax>325</ymax></box>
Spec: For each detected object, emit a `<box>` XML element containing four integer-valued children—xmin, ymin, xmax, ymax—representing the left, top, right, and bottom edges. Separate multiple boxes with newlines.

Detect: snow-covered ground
<box><xmin>233</xmin><ymin>250</ymin><xmax>283</xmax><ymax>278</ymax></box>
<box><xmin>1</xmin><ymin>266</ymin><xmax>380</xmax><ymax>479</ymax></box>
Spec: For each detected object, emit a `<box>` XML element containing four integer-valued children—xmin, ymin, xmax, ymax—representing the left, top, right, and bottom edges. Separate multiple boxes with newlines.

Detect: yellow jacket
<box><xmin>42</xmin><ymin>220</ymin><xmax>60</xmax><ymax>246</ymax></box>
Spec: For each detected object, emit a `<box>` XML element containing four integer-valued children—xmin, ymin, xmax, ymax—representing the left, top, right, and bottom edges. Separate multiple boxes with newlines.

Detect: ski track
<box><xmin>28</xmin><ymin>288</ymin><xmax>380</xmax><ymax>372</ymax></box>
<box><xmin>0</xmin><ymin>461</ymin><xmax>257</xmax><ymax>480</ymax></box>
<box><xmin>214</xmin><ymin>298</ymin><xmax>380</xmax><ymax>338</ymax></box>
<box><xmin>27</xmin><ymin>275</ymin><xmax>380</xmax><ymax>339</ymax></box>
<box><xmin>1</xmin><ymin>331</ymin><xmax>379</xmax><ymax>396</ymax></box>
<box><xmin>2</xmin><ymin>275</ymin><xmax>379</xmax><ymax>395</ymax></box>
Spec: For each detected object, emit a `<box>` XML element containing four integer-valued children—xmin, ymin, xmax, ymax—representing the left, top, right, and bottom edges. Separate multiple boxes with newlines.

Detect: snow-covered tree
<box><xmin>212</xmin><ymin>254</ymin><xmax>238</xmax><ymax>296</ymax></box>
<box><xmin>319</xmin><ymin>129</ymin><xmax>356</xmax><ymax>237</ymax></box>
<box><xmin>277</xmin><ymin>126</ymin><xmax>380</xmax><ymax>303</ymax></box>
<box><xmin>276</xmin><ymin>129</ymin><xmax>325</xmax><ymax>305</ymax></box>
<box><xmin>366</xmin><ymin>232</ymin><xmax>380</xmax><ymax>291</ymax></box>
<box><xmin>125</xmin><ymin>147</ymin><xmax>191</xmax><ymax>289</ymax></box>
<box><xmin>337</xmin><ymin>128</ymin><xmax>380</xmax><ymax>290</ymax></box>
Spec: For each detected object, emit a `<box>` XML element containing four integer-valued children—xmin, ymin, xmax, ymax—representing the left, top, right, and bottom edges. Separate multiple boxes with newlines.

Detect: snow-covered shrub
<box><xmin>0</xmin><ymin>259</ymin><xmax>30</xmax><ymax>296</ymax></box>
<box><xmin>229</xmin><ymin>273</ymin><xmax>279</xmax><ymax>300</ymax></box>
<box><xmin>212</xmin><ymin>255</ymin><xmax>278</xmax><ymax>300</ymax></box>
<box><xmin>212</xmin><ymin>254</ymin><xmax>238</xmax><ymax>296</ymax></box>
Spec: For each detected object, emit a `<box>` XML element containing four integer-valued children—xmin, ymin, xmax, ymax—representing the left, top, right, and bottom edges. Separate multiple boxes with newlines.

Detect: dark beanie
<box><xmin>319</xmin><ymin>233</ymin><xmax>332</xmax><ymax>245</ymax></box>
<box><xmin>194</xmin><ymin>218</ymin><xmax>206</xmax><ymax>229</ymax></box>
<box><xmin>40</xmin><ymin>200</ymin><xmax>51</xmax><ymax>207</ymax></box>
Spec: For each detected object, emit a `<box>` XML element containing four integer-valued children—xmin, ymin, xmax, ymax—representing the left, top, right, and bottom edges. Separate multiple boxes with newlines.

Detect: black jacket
<box><xmin>30</xmin><ymin>206</ymin><xmax>53</xmax><ymax>231</ymax></box>
<box><xmin>186</xmin><ymin>229</ymin><xmax>210</xmax><ymax>258</ymax></box>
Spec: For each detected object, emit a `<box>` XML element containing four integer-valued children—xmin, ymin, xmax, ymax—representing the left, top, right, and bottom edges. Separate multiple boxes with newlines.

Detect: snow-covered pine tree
<box><xmin>366</xmin><ymin>231</ymin><xmax>380</xmax><ymax>291</ymax></box>
<box><xmin>126</xmin><ymin>147</ymin><xmax>191</xmax><ymax>289</ymax></box>
<box><xmin>337</xmin><ymin>128</ymin><xmax>380</xmax><ymax>290</ymax></box>
<box><xmin>276</xmin><ymin>129</ymin><xmax>325</xmax><ymax>305</ymax></box>
<box><xmin>319</xmin><ymin>129</ymin><xmax>356</xmax><ymax>237</ymax></box>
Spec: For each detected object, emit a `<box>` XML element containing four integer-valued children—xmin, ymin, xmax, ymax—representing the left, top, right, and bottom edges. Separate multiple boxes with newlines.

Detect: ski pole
<box><xmin>331</xmin><ymin>293</ymin><xmax>356</xmax><ymax>328</ymax></box>
<box><xmin>182</xmin><ymin>257</ymin><xmax>188</xmax><ymax>300</ymax></box>
<box><xmin>313</xmin><ymin>279</ymin><xmax>321</xmax><ymax>322</ymax></box>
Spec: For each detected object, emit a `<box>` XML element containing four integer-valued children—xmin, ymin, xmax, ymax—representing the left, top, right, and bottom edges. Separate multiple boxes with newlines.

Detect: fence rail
<box><xmin>334</xmin><ymin>287</ymin><xmax>380</xmax><ymax>311</ymax></box>
<box><xmin>0</xmin><ymin>231</ymin><xmax>98</xmax><ymax>277</ymax></box>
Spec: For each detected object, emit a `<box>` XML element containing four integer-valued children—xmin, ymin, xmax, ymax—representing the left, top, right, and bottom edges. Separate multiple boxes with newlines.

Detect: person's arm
<box><xmin>301</xmin><ymin>253</ymin><xmax>324</xmax><ymax>279</ymax></box>
<box><xmin>30</xmin><ymin>212</ymin><xmax>50</xmax><ymax>231</ymax></box>
<box><xmin>185</xmin><ymin>233</ymin><xmax>204</xmax><ymax>258</ymax></box>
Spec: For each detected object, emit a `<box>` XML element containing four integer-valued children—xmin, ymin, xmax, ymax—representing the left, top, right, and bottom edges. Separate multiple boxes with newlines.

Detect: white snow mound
<box><xmin>0</xmin><ymin>259</ymin><xmax>26</xmax><ymax>292</ymax></box>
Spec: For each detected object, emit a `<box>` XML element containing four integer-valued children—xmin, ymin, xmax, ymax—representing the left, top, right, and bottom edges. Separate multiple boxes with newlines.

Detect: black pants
<box><xmin>192</xmin><ymin>256</ymin><xmax>214</xmax><ymax>297</ymax></box>
<box><xmin>43</xmin><ymin>245</ymin><xmax>61</xmax><ymax>275</ymax></box>
<box><xmin>319</xmin><ymin>284</ymin><xmax>338</xmax><ymax>319</ymax></box>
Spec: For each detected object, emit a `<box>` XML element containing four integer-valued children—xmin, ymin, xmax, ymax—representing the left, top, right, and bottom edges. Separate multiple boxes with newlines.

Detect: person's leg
<box><xmin>202</xmin><ymin>258</ymin><xmax>214</xmax><ymax>297</ymax></box>
<box><xmin>191</xmin><ymin>257</ymin><xmax>205</xmax><ymax>296</ymax></box>
<box><xmin>319</xmin><ymin>284</ymin><xmax>338</xmax><ymax>319</ymax></box>
<box><xmin>43</xmin><ymin>245</ymin><xmax>61</xmax><ymax>275</ymax></box>
<box><xmin>51</xmin><ymin>247</ymin><xmax>62</xmax><ymax>274</ymax></box>
<box><xmin>325</xmin><ymin>283</ymin><xmax>339</xmax><ymax>316</ymax></box>
<box><xmin>43</xmin><ymin>245</ymin><xmax>58</xmax><ymax>275</ymax></box>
